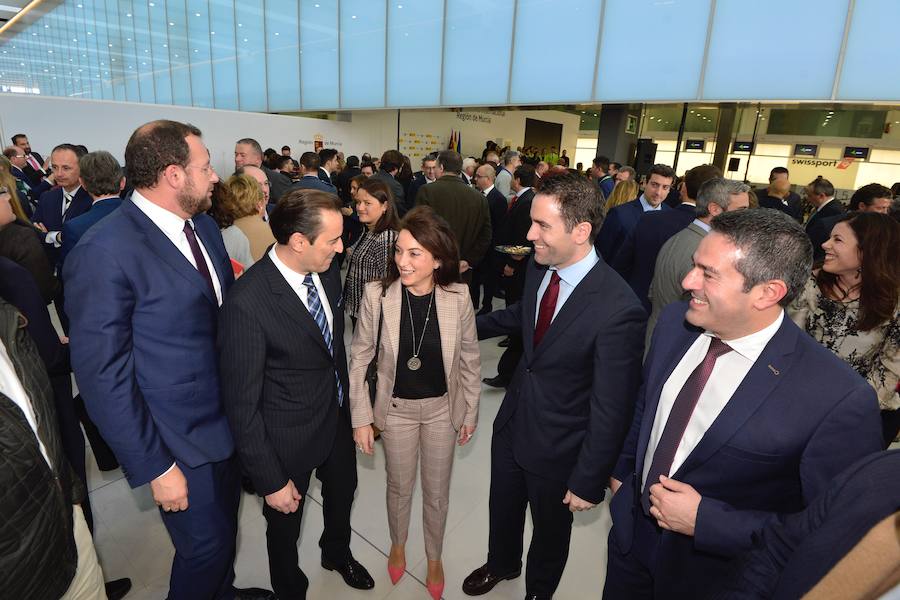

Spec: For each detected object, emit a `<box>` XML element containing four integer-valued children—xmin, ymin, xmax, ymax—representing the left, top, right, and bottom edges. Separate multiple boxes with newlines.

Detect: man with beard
<box><xmin>64</xmin><ymin>120</ymin><xmax>272</xmax><ymax>600</ymax></box>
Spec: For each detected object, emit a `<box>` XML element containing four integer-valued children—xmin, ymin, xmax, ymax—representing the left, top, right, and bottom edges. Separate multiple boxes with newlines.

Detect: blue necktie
<box><xmin>302</xmin><ymin>274</ymin><xmax>344</xmax><ymax>406</ymax></box>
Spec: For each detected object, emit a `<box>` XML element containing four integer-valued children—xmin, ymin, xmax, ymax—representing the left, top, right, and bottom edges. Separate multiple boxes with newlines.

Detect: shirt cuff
<box><xmin>45</xmin><ymin>231</ymin><xmax>61</xmax><ymax>247</ymax></box>
<box><xmin>155</xmin><ymin>462</ymin><xmax>177</xmax><ymax>480</ymax></box>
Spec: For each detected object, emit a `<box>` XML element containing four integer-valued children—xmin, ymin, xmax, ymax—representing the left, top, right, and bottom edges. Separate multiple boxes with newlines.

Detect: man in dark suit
<box><xmin>318</xmin><ymin>148</ymin><xmax>340</xmax><ymax>186</ymax></box>
<box><xmin>294</xmin><ymin>152</ymin><xmax>339</xmax><ymax>194</ymax></box>
<box><xmin>65</xmin><ymin>120</ymin><xmax>271</xmax><ymax>600</ymax></box>
<box><xmin>12</xmin><ymin>133</ymin><xmax>46</xmax><ymax>188</ymax></box>
<box><xmin>3</xmin><ymin>145</ymin><xmax>51</xmax><ymax>215</ymax></box>
<box><xmin>613</xmin><ymin>165</ymin><xmax>722</xmax><ymax>311</ymax></box>
<box><xmin>407</xmin><ymin>152</ymin><xmax>439</xmax><ymax>206</ymax></box>
<box><xmin>595</xmin><ymin>163</ymin><xmax>675</xmax><ymax>262</ymax></box>
<box><xmin>415</xmin><ymin>150</ymin><xmax>492</xmax><ymax>283</ymax></box>
<box><xmin>32</xmin><ymin>144</ymin><xmax>92</xmax><ymax>266</ymax></box>
<box><xmin>219</xmin><ymin>190</ymin><xmax>374</xmax><ymax>599</ymax></box>
<box><xmin>60</xmin><ymin>150</ymin><xmax>124</xmax><ymax>264</ymax></box>
<box><xmin>604</xmin><ymin>209</ymin><xmax>881</xmax><ymax>600</ymax></box>
<box><xmin>482</xmin><ymin>164</ymin><xmax>536</xmax><ymax>388</ymax></box>
<box><xmin>803</xmin><ymin>176</ymin><xmax>843</xmax><ymax>244</ymax></box>
<box><xmin>335</xmin><ymin>155</ymin><xmax>361</xmax><ymax>206</ymax></box>
<box><xmin>371</xmin><ymin>150</ymin><xmax>406</xmax><ymax>212</ymax></box>
<box><xmin>473</xmin><ymin>163</ymin><xmax>508</xmax><ymax>315</ymax></box>
<box><xmin>235</xmin><ymin>137</ymin><xmax>292</xmax><ymax>203</ymax></box>
<box><xmin>807</xmin><ymin>182</ymin><xmax>891</xmax><ymax>262</ymax></box>
<box><xmin>755</xmin><ymin>166</ymin><xmax>803</xmax><ymax>222</ymax></box>
<box><xmin>463</xmin><ymin>174</ymin><xmax>646</xmax><ymax>600</ymax></box>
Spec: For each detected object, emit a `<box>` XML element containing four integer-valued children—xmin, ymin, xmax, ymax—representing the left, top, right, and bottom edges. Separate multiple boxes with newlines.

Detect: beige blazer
<box><xmin>348</xmin><ymin>280</ymin><xmax>481</xmax><ymax>431</ymax></box>
<box><xmin>234</xmin><ymin>214</ymin><xmax>276</xmax><ymax>262</ymax></box>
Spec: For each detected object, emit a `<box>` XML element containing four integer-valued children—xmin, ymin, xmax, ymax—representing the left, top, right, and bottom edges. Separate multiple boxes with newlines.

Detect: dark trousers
<box><xmin>264</xmin><ymin>411</ymin><xmax>358</xmax><ymax>600</ymax></box>
<box><xmin>602</xmin><ymin>510</ymin><xmax>661</xmax><ymax>600</ymax></box>
<box><xmin>50</xmin><ymin>370</ymin><xmax>93</xmax><ymax>530</ymax></box>
<box><xmin>881</xmin><ymin>409</ymin><xmax>900</xmax><ymax>448</ymax></box>
<box><xmin>486</xmin><ymin>423</ymin><xmax>573</xmax><ymax>596</ymax></box>
<box><xmin>160</xmin><ymin>457</ymin><xmax>241</xmax><ymax>600</ymax></box>
<box><xmin>74</xmin><ymin>393</ymin><xmax>119</xmax><ymax>471</ymax></box>
<box><xmin>496</xmin><ymin>334</ymin><xmax>523</xmax><ymax>383</ymax></box>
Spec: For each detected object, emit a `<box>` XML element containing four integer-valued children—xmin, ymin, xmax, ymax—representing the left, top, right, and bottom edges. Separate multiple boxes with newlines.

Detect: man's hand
<box><xmin>34</xmin><ymin>222</ymin><xmax>48</xmax><ymax>233</ymax></box>
<box><xmin>459</xmin><ymin>260</ymin><xmax>471</xmax><ymax>273</ymax></box>
<box><xmin>510</xmin><ymin>254</ymin><xmax>525</xmax><ymax>261</ymax></box>
<box><xmin>150</xmin><ymin>465</ymin><xmax>189</xmax><ymax>512</ymax></box>
<box><xmin>502</xmin><ymin>265</ymin><xmax>515</xmax><ymax>277</ymax></box>
<box><xmin>457</xmin><ymin>424</ymin><xmax>476</xmax><ymax>446</ymax></box>
<box><xmin>648</xmin><ymin>475</ymin><xmax>701</xmax><ymax>536</ymax></box>
<box><xmin>609</xmin><ymin>477</ymin><xmax>622</xmax><ymax>495</ymax></box>
<box><xmin>353</xmin><ymin>425</ymin><xmax>375</xmax><ymax>455</ymax></box>
<box><xmin>265</xmin><ymin>479</ymin><xmax>302</xmax><ymax>514</ymax></box>
<box><xmin>563</xmin><ymin>490</ymin><xmax>596</xmax><ymax>512</ymax></box>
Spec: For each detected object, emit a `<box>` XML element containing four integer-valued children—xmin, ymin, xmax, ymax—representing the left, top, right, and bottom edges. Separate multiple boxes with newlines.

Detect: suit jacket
<box><xmin>60</xmin><ymin>197</ymin><xmax>122</xmax><ymax>265</ymax></box>
<box><xmin>32</xmin><ymin>187</ymin><xmax>92</xmax><ymax>265</ymax></box>
<box><xmin>596</xmin><ymin>198</ymin><xmax>671</xmax><ymax>263</ymax></box>
<box><xmin>610</xmin><ymin>302</ymin><xmax>881</xmax><ymax>596</ymax></box>
<box><xmin>218</xmin><ymin>254</ymin><xmax>349</xmax><ymax>496</ymax></box>
<box><xmin>807</xmin><ymin>212</ymin><xmax>845</xmax><ymax>264</ymax></box>
<box><xmin>804</xmin><ymin>199</ymin><xmax>844</xmax><ymax>240</ymax></box>
<box><xmin>22</xmin><ymin>152</ymin><xmax>46</xmax><ymax>188</ymax></box>
<box><xmin>485</xmin><ymin>186</ymin><xmax>508</xmax><ymax>246</ymax></box>
<box><xmin>371</xmin><ymin>170</ymin><xmax>405</xmax><ymax>212</ymax></box>
<box><xmin>293</xmin><ymin>174</ymin><xmax>338</xmax><ymax>194</ymax></box>
<box><xmin>336</xmin><ymin>166</ymin><xmax>361</xmax><ymax>205</ymax></box>
<box><xmin>756</xmin><ymin>190</ymin><xmax>803</xmax><ymax>222</ymax></box>
<box><xmin>407</xmin><ymin>174</ymin><xmax>431</xmax><ymax>206</ymax></box>
<box><xmin>0</xmin><ymin>220</ymin><xmax>59</xmax><ymax>303</ymax></box>
<box><xmin>63</xmin><ymin>199</ymin><xmax>235</xmax><ymax>487</ymax></box>
<box><xmin>318</xmin><ymin>166</ymin><xmax>335</xmax><ymax>185</ymax></box>
<box><xmin>349</xmin><ymin>280</ymin><xmax>480</xmax><ymax>431</ymax></box>
<box><xmin>646</xmin><ymin>222</ymin><xmax>706</xmax><ymax>340</ymax></box>
<box><xmin>477</xmin><ymin>253</ymin><xmax>646</xmax><ymax>503</ymax></box>
<box><xmin>264</xmin><ymin>166</ymin><xmax>293</xmax><ymax>203</ymax></box>
<box><xmin>612</xmin><ymin>203</ymin><xmax>696</xmax><ymax>312</ymax></box>
<box><xmin>233</xmin><ymin>214</ymin><xmax>276</xmax><ymax>263</ymax></box>
<box><xmin>715</xmin><ymin>450</ymin><xmax>900</xmax><ymax>600</ymax></box>
<box><xmin>416</xmin><ymin>175</ymin><xmax>493</xmax><ymax>268</ymax></box>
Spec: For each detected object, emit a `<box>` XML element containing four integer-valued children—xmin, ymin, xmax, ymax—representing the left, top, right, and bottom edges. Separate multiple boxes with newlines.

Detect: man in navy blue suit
<box><xmin>595</xmin><ymin>163</ymin><xmax>675</xmax><ymax>262</ymax></box>
<box><xmin>32</xmin><ymin>144</ymin><xmax>92</xmax><ymax>266</ymax></box>
<box><xmin>612</xmin><ymin>164</ymin><xmax>722</xmax><ymax>311</ymax></box>
<box><xmin>463</xmin><ymin>174</ymin><xmax>646</xmax><ymax>600</ymax></box>
<box><xmin>603</xmin><ymin>209</ymin><xmax>881</xmax><ymax>599</ymax></box>
<box><xmin>64</xmin><ymin>120</ymin><xmax>272</xmax><ymax>600</ymax></box>
<box><xmin>11</xmin><ymin>133</ymin><xmax>46</xmax><ymax>188</ymax></box>
<box><xmin>60</xmin><ymin>150</ymin><xmax>124</xmax><ymax>265</ymax></box>
<box><xmin>294</xmin><ymin>152</ymin><xmax>339</xmax><ymax>194</ymax></box>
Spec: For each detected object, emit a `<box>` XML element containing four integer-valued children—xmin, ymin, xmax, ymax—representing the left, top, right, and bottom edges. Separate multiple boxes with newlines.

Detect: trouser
<box><xmin>381</xmin><ymin>394</ymin><xmax>457</xmax><ymax>560</ymax></box>
<box><xmin>881</xmin><ymin>409</ymin><xmax>900</xmax><ymax>448</ymax></box>
<box><xmin>496</xmin><ymin>334</ymin><xmax>523</xmax><ymax>383</ymax></box>
<box><xmin>264</xmin><ymin>411</ymin><xmax>357</xmax><ymax>600</ymax></box>
<box><xmin>602</xmin><ymin>509</ymin><xmax>661</xmax><ymax>600</ymax></box>
<box><xmin>486</xmin><ymin>423</ymin><xmax>573</xmax><ymax>596</ymax></box>
<box><xmin>159</xmin><ymin>458</ymin><xmax>241</xmax><ymax>600</ymax></box>
<box><xmin>75</xmin><ymin>393</ymin><xmax>119</xmax><ymax>472</ymax></box>
<box><xmin>60</xmin><ymin>505</ymin><xmax>107</xmax><ymax>600</ymax></box>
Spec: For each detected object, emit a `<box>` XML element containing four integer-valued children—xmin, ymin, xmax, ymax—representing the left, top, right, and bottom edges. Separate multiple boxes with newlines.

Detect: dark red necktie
<box><xmin>533</xmin><ymin>271</ymin><xmax>561</xmax><ymax>347</ymax></box>
<box><xmin>641</xmin><ymin>337</ymin><xmax>732</xmax><ymax>515</ymax></box>
<box><xmin>182</xmin><ymin>221</ymin><xmax>216</xmax><ymax>299</ymax></box>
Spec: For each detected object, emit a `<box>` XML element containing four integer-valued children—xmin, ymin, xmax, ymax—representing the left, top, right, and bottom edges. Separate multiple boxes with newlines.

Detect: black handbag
<box><xmin>364</xmin><ymin>287</ymin><xmax>386</xmax><ymax>406</ymax></box>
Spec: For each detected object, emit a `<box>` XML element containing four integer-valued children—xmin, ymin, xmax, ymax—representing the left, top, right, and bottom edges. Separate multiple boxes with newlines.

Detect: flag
<box><xmin>448</xmin><ymin>129</ymin><xmax>456</xmax><ymax>150</ymax></box>
<box><xmin>456</xmin><ymin>131</ymin><xmax>461</xmax><ymax>153</ymax></box>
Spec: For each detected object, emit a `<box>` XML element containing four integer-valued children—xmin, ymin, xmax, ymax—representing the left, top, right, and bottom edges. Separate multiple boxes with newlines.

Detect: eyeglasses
<box><xmin>183</xmin><ymin>164</ymin><xmax>215</xmax><ymax>177</ymax></box>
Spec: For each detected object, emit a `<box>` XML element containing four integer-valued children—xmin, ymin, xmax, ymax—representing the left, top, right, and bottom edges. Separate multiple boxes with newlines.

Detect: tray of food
<box><xmin>495</xmin><ymin>245</ymin><xmax>533</xmax><ymax>256</ymax></box>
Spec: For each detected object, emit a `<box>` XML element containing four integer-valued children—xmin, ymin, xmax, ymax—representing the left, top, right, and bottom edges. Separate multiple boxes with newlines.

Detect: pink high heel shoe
<box><xmin>426</xmin><ymin>580</ymin><xmax>444</xmax><ymax>600</ymax></box>
<box><xmin>388</xmin><ymin>562</ymin><xmax>405</xmax><ymax>585</ymax></box>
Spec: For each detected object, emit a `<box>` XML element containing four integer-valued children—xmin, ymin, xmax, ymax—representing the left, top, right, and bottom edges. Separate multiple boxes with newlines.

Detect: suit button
<box><xmin>525</xmin><ymin>368</ymin><xmax>532</xmax><ymax>373</ymax></box>
<box><xmin>392</xmin><ymin>403</ymin><xmax>397</xmax><ymax>408</ymax></box>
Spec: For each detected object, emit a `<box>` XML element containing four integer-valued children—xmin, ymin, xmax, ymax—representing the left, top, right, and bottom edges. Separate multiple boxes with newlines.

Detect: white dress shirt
<box><xmin>45</xmin><ymin>185</ymin><xmax>83</xmax><ymax>247</ymax></box>
<box><xmin>641</xmin><ymin>311</ymin><xmax>785</xmax><ymax>487</ymax></box>
<box><xmin>482</xmin><ymin>184</ymin><xmax>496</xmax><ymax>196</ymax></box>
<box><xmin>534</xmin><ymin>247</ymin><xmax>599</xmax><ymax>325</ymax></box>
<box><xmin>132</xmin><ymin>190</ymin><xmax>223</xmax><ymax>306</ymax></box>
<box><xmin>0</xmin><ymin>340</ymin><xmax>52</xmax><ymax>468</ymax></box>
<box><xmin>268</xmin><ymin>246</ymin><xmax>334</xmax><ymax>333</ymax></box>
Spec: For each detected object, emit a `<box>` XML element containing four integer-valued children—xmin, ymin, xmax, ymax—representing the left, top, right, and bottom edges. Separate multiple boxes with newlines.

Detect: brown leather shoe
<box><xmin>462</xmin><ymin>564</ymin><xmax>521</xmax><ymax>596</ymax></box>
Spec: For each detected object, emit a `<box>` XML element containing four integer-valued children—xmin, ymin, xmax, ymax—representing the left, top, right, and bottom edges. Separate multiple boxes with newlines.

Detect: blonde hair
<box><xmin>224</xmin><ymin>174</ymin><xmax>264</xmax><ymax>219</ymax></box>
<box><xmin>604</xmin><ymin>179</ymin><xmax>639</xmax><ymax>215</ymax></box>
<box><xmin>0</xmin><ymin>155</ymin><xmax>29</xmax><ymax>223</ymax></box>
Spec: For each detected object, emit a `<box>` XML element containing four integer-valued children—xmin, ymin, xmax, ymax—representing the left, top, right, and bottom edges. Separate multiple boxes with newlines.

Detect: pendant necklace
<box><xmin>405</xmin><ymin>287</ymin><xmax>434</xmax><ymax>371</ymax></box>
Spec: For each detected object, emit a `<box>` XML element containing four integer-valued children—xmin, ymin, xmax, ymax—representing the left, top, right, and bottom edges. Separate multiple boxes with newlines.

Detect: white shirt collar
<box><xmin>704</xmin><ymin>310</ymin><xmax>784</xmax><ymax>362</ymax></box>
<box><xmin>515</xmin><ymin>186</ymin><xmax>532</xmax><ymax>198</ymax></box>
<box><xmin>482</xmin><ymin>184</ymin><xmax>495</xmax><ymax>196</ymax></box>
<box><xmin>692</xmin><ymin>218</ymin><xmax>711</xmax><ymax>232</ymax></box>
<box><xmin>91</xmin><ymin>195</ymin><xmax>119</xmax><ymax>206</ymax></box>
<box><xmin>269</xmin><ymin>245</ymin><xmax>311</xmax><ymax>290</ymax></box>
<box><xmin>813</xmin><ymin>197</ymin><xmax>836</xmax><ymax>214</ymax></box>
<box><xmin>131</xmin><ymin>190</ymin><xmax>193</xmax><ymax>237</ymax></box>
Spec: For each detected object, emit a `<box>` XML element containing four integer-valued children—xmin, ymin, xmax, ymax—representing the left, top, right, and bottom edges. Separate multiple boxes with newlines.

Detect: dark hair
<box><xmin>891</xmin><ymin>182</ymin><xmax>900</xmax><ymax>197</ymax></box>
<box><xmin>269</xmin><ymin>188</ymin><xmax>342</xmax><ymax>245</ymax></box>
<box><xmin>592</xmin><ymin>155</ymin><xmax>610</xmax><ymax>170</ymax></box>
<box><xmin>52</xmin><ymin>143</ymin><xmax>87</xmax><ymax>158</ymax></box>
<box><xmin>383</xmin><ymin>206</ymin><xmax>461</xmax><ymax>289</ymax></box>
<box><xmin>437</xmin><ymin>150</ymin><xmax>462</xmax><ymax>174</ymax></box>
<box><xmin>275</xmin><ymin>155</ymin><xmax>294</xmax><ymax>170</ymax></box>
<box><xmin>683</xmin><ymin>164</ymin><xmax>723</xmax><ymax>201</ymax></box>
<box><xmin>356</xmin><ymin>178</ymin><xmax>399</xmax><ymax>235</ymax></box>
<box><xmin>422</xmin><ymin>152</ymin><xmax>438</xmax><ymax>165</ymax></box>
<box><xmin>808</xmin><ymin>176</ymin><xmax>835</xmax><ymax>198</ymax></box>
<box><xmin>236</xmin><ymin>138</ymin><xmax>263</xmax><ymax>157</ymax></box>
<box><xmin>345</xmin><ymin>155</ymin><xmax>360</xmax><ymax>169</ymax></box>
<box><xmin>648</xmin><ymin>163</ymin><xmax>676</xmax><ymax>182</ymax></box>
<box><xmin>849</xmin><ymin>183</ymin><xmax>893</xmax><ymax>211</ymax></box>
<box><xmin>208</xmin><ymin>181</ymin><xmax>238</xmax><ymax>228</ymax></box>
<box><xmin>538</xmin><ymin>172</ymin><xmax>603</xmax><ymax>243</ymax></box>
<box><xmin>513</xmin><ymin>164</ymin><xmax>536</xmax><ymax>188</ymax></box>
<box><xmin>710</xmin><ymin>209</ymin><xmax>812</xmax><ymax>306</ymax></box>
<box><xmin>2</xmin><ymin>147</ymin><xmax>18</xmax><ymax>159</ymax></box>
<box><xmin>816</xmin><ymin>212</ymin><xmax>900</xmax><ymax>331</ymax></box>
<box><xmin>696</xmin><ymin>177</ymin><xmax>751</xmax><ymax>218</ymax></box>
<box><xmin>299</xmin><ymin>151</ymin><xmax>321</xmax><ymax>171</ymax></box>
<box><xmin>350</xmin><ymin>174</ymin><xmax>368</xmax><ymax>192</ymax></box>
<box><xmin>770</xmin><ymin>166</ymin><xmax>790</xmax><ymax>180</ymax></box>
<box><xmin>360</xmin><ymin>161</ymin><xmax>377</xmax><ymax>174</ymax></box>
<box><xmin>79</xmin><ymin>151</ymin><xmax>122</xmax><ymax>197</ymax></box>
<box><xmin>11</xmin><ymin>134</ymin><xmax>26</xmax><ymax>145</ymax></box>
<box><xmin>318</xmin><ymin>148</ymin><xmax>338</xmax><ymax>165</ymax></box>
<box><xmin>610</xmin><ymin>161</ymin><xmax>622</xmax><ymax>170</ymax></box>
<box><xmin>281</xmin><ymin>145</ymin><xmax>291</xmax><ymax>152</ymax></box>
<box><xmin>380</xmin><ymin>150</ymin><xmax>403</xmax><ymax>173</ymax></box>
<box><xmin>125</xmin><ymin>120</ymin><xmax>201</xmax><ymax>189</ymax></box>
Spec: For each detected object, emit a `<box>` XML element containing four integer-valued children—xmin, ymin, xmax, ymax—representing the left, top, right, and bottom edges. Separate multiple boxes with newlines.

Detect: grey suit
<box><xmin>646</xmin><ymin>222</ymin><xmax>706</xmax><ymax>342</ymax></box>
<box><xmin>264</xmin><ymin>166</ymin><xmax>293</xmax><ymax>203</ymax></box>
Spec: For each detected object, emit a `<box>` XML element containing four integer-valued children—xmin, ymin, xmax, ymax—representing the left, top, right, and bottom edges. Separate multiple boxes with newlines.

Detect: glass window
<box><xmin>387</xmin><ymin>0</ymin><xmax>442</xmax><ymax>107</ymax></box>
<box><xmin>166</xmin><ymin>0</ymin><xmax>192</xmax><ymax>106</ymax></box>
<box><xmin>235</xmin><ymin>1</ymin><xmax>268</xmax><ymax>111</ymax></box>
<box><xmin>131</xmin><ymin>0</ymin><xmax>156</xmax><ymax>103</ymax></box>
<box><xmin>838</xmin><ymin>0</ymin><xmax>900</xmax><ymax>101</ymax></box>
<box><xmin>443</xmin><ymin>0</ymin><xmax>513</xmax><ymax>106</ymax></box>
<box><xmin>265</xmin><ymin>0</ymin><xmax>300</xmax><ymax>111</ymax></box>
<box><xmin>300</xmin><ymin>0</ymin><xmax>339</xmax><ymax>109</ymax></box>
<box><xmin>186</xmin><ymin>0</ymin><xmax>214</xmax><ymax>108</ymax></box>
<box><xmin>148</xmin><ymin>0</ymin><xmax>173</xmax><ymax>104</ymax></box>
<box><xmin>209</xmin><ymin>0</ymin><xmax>239</xmax><ymax>110</ymax></box>
<box><xmin>340</xmin><ymin>0</ymin><xmax>386</xmax><ymax>109</ymax></box>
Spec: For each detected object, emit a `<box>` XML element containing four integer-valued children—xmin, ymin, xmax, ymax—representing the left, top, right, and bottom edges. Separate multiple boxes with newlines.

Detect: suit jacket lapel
<box><xmin>521</xmin><ymin>259</ymin><xmax>544</xmax><ymax>358</ymax></box>
<box><xmin>122</xmin><ymin>200</ymin><xmax>218</xmax><ymax>306</ymax></box>
<box><xmin>262</xmin><ymin>256</ymin><xmax>330</xmax><ymax>354</ymax></box>
<box><xmin>383</xmin><ymin>280</ymin><xmax>403</xmax><ymax>361</ymax></box>
<box><xmin>436</xmin><ymin>286</ymin><xmax>457</xmax><ymax>385</ymax></box>
<box><xmin>673</xmin><ymin>317</ymin><xmax>799</xmax><ymax>478</ymax></box>
<box><xmin>192</xmin><ymin>223</ymin><xmax>227</xmax><ymax>300</ymax></box>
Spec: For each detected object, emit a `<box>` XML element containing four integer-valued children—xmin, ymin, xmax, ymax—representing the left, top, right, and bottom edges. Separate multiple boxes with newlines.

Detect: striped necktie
<box><xmin>302</xmin><ymin>274</ymin><xmax>344</xmax><ymax>406</ymax></box>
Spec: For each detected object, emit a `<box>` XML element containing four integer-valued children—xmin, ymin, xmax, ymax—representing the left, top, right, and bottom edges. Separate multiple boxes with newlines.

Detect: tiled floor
<box><xmin>83</xmin><ymin>316</ymin><xmax>612</xmax><ymax>600</ymax></box>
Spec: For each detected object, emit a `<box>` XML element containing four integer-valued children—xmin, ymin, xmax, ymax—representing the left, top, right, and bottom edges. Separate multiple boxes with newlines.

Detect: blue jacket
<box><xmin>609</xmin><ymin>302</ymin><xmax>881</xmax><ymax>598</ymax></box>
<box><xmin>294</xmin><ymin>174</ymin><xmax>338</xmax><ymax>194</ymax></box>
<box><xmin>63</xmin><ymin>199</ymin><xmax>235</xmax><ymax>487</ymax></box>
<box><xmin>33</xmin><ymin>186</ymin><xmax>92</xmax><ymax>265</ymax></box>
<box><xmin>60</xmin><ymin>197</ymin><xmax>122</xmax><ymax>265</ymax></box>
<box><xmin>595</xmin><ymin>198</ymin><xmax>670</xmax><ymax>263</ymax></box>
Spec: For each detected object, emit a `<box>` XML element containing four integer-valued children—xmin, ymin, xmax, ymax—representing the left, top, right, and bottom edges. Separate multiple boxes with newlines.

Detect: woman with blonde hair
<box><xmin>0</xmin><ymin>155</ymin><xmax>31</xmax><ymax>223</ymax></box>
<box><xmin>603</xmin><ymin>179</ymin><xmax>639</xmax><ymax>214</ymax></box>
<box><xmin>208</xmin><ymin>181</ymin><xmax>254</xmax><ymax>270</ymax></box>
<box><xmin>225</xmin><ymin>173</ymin><xmax>276</xmax><ymax>261</ymax></box>
<box><xmin>349</xmin><ymin>206</ymin><xmax>480</xmax><ymax>600</ymax></box>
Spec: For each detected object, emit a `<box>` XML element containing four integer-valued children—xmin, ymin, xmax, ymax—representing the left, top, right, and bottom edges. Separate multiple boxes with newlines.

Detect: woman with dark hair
<box><xmin>342</xmin><ymin>178</ymin><xmax>399</xmax><ymax>327</ymax></box>
<box><xmin>789</xmin><ymin>212</ymin><xmax>900</xmax><ymax>446</ymax></box>
<box><xmin>348</xmin><ymin>206</ymin><xmax>480</xmax><ymax>600</ymax></box>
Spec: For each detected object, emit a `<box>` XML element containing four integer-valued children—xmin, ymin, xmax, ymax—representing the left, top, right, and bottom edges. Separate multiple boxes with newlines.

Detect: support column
<box><xmin>712</xmin><ymin>103</ymin><xmax>737</xmax><ymax>173</ymax></box>
<box><xmin>596</xmin><ymin>103</ymin><xmax>642</xmax><ymax>163</ymax></box>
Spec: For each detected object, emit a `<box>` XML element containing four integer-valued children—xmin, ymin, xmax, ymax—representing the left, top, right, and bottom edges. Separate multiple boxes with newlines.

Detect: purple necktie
<box><xmin>642</xmin><ymin>337</ymin><xmax>732</xmax><ymax>515</ymax></box>
<box><xmin>534</xmin><ymin>271</ymin><xmax>560</xmax><ymax>347</ymax></box>
<box><xmin>182</xmin><ymin>221</ymin><xmax>216</xmax><ymax>299</ymax></box>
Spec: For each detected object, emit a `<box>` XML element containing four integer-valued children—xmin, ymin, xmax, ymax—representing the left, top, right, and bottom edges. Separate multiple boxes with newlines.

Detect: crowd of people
<box><xmin>0</xmin><ymin>122</ymin><xmax>898</xmax><ymax>600</ymax></box>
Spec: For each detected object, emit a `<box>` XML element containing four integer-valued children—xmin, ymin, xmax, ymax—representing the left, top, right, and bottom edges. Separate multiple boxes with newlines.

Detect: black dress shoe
<box><xmin>482</xmin><ymin>375</ymin><xmax>508</xmax><ymax>388</ymax></box>
<box><xmin>523</xmin><ymin>594</ymin><xmax>552</xmax><ymax>600</ymax></box>
<box><xmin>498</xmin><ymin>337</ymin><xmax>511</xmax><ymax>347</ymax></box>
<box><xmin>104</xmin><ymin>578</ymin><xmax>131</xmax><ymax>600</ymax></box>
<box><xmin>322</xmin><ymin>555</ymin><xmax>375</xmax><ymax>590</ymax></box>
<box><xmin>233</xmin><ymin>587</ymin><xmax>276</xmax><ymax>600</ymax></box>
<box><xmin>462</xmin><ymin>564</ymin><xmax>521</xmax><ymax>596</ymax></box>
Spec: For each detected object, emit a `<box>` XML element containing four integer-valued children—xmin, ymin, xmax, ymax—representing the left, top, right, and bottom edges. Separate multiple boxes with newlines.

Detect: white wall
<box><xmin>0</xmin><ymin>94</ymin><xmax>383</xmax><ymax>175</ymax></box>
